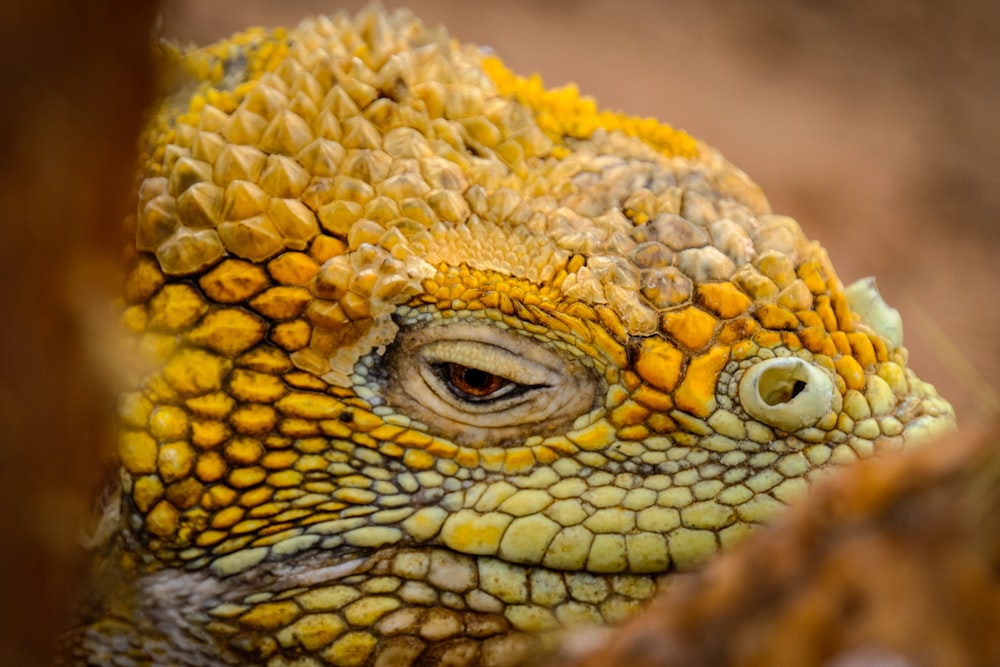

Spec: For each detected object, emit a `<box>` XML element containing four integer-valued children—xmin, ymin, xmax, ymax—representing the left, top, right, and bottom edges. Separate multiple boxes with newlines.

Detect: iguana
<box><xmin>65</xmin><ymin>7</ymin><xmax>954</xmax><ymax>666</ymax></box>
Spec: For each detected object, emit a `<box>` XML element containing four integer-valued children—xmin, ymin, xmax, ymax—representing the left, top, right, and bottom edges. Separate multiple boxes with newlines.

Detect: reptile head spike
<box><xmin>845</xmin><ymin>276</ymin><xmax>904</xmax><ymax>348</ymax></box>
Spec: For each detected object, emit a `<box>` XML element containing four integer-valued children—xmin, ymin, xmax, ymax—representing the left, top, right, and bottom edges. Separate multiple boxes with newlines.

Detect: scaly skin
<box><xmin>67</xmin><ymin>8</ymin><xmax>954</xmax><ymax>667</ymax></box>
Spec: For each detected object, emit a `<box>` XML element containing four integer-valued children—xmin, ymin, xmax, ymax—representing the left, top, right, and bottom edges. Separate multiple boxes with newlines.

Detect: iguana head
<box><xmin>92</xmin><ymin>7</ymin><xmax>954</xmax><ymax>665</ymax></box>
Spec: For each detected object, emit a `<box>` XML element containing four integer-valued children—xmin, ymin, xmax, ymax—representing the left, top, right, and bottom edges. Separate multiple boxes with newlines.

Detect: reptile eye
<box><xmin>384</xmin><ymin>321</ymin><xmax>600</xmax><ymax>446</ymax></box>
<box><xmin>441</xmin><ymin>363</ymin><xmax>513</xmax><ymax>401</ymax></box>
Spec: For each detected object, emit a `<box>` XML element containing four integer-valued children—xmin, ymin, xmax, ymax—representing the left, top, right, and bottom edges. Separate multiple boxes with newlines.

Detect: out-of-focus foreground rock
<box><xmin>0</xmin><ymin>2</ymin><xmax>157</xmax><ymax>666</ymax></box>
<box><xmin>554</xmin><ymin>421</ymin><xmax>1000</xmax><ymax>667</ymax></box>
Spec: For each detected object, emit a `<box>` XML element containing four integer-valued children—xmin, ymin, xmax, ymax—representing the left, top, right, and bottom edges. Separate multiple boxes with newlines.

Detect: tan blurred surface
<box><xmin>161</xmin><ymin>0</ymin><xmax>1000</xmax><ymax>426</ymax></box>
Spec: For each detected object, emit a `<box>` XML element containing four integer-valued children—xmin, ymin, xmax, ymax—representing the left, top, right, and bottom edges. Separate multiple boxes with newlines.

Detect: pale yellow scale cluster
<box><xmin>83</xmin><ymin>7</ymin><xmax>956</xmax><ymax>667</ymax></box>
<box><xmin>200</xmin><ymin>547</ymin><xmax>658</xmax><ymax>667</ymax></box>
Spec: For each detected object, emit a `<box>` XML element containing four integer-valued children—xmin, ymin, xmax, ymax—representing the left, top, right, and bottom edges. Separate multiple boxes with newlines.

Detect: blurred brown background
<box><xmin>161</xmin><ymin>0</ymin><xmax>1000</xmax><ymax>424</ymax></box>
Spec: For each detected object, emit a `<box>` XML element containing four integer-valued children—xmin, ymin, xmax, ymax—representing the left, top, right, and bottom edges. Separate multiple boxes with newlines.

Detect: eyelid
<box><xmin>383</xmin><ymin>319</ymin><xmax>600</xmax><ymax>446</ymax></box>
<box><xmin>419</xmin><ymin>340</ymin><xmax>560</xmax><ymax>387</ymax></box>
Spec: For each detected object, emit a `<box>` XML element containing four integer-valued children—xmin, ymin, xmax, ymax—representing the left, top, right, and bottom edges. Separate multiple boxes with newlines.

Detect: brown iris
<box><xmin>444</xmin><ymin>363</ymin><xmax>509</xmax><ymax>399</ymax></box>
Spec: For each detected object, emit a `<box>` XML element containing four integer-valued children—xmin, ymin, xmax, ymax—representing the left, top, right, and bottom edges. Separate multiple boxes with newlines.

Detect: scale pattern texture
<box><xmin>68</xmin><ymin>8</ymin><xmax>954</xmax><ymax>667</ymax></box>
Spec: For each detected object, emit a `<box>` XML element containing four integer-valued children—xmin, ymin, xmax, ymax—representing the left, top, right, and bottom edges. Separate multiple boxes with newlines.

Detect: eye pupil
<box><xmin>446</xmin><ymin>363</ymin><xmax>506</xmax><ymax>398</ymax></box>
<box><xmin>462</xmin><ymin>368</ymin><xmax>490</xmax><ymax>389</ymax></box>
